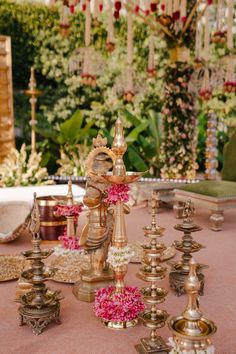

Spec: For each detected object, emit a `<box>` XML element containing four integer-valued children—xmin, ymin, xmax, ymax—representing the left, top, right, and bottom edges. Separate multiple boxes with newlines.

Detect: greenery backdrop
<box><xmin>0</xmin><ymin>0</ymin><xmax>235</xmax><ymax>176</ymax></box>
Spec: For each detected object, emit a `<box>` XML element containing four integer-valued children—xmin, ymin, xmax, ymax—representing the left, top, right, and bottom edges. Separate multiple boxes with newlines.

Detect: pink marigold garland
<box><xmin>104</xmin><ymin>184</ymin><xmax>130</xmax><ymax>205</ymax></box>
<box><xmin>94</xmin><ymin>286</ymin><xmax>145</xmax><ymax>322</ymax></box>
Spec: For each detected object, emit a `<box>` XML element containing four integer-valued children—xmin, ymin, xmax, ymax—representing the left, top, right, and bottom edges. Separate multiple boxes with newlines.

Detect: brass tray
<box><xmin>0</xmin><ymin>254</ymin><xmax>25</xmax><ymax>282</ymax></box>
<box><xmin>51</xmin><ymin>253</ymin><xmax>91</xmax><ymax>284</ymax></box>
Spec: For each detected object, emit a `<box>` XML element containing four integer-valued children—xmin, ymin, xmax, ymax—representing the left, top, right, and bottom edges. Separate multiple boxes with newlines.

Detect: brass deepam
<box><xmin>169</xmin><ymin>200</ymin><xmax>207</xmax><ymax>296</ymax></box>
<box><xmin>95</xmin><ymin>118</ymin><xmax>145</xmax><ymax>329</ymax></box>
<box><xmin>135</xmin><ymin>193</ymin><xmax>170</xmax><ymax>354</ymax></box>
<box><xmin>169</xmin><ymin>258</ymin><xmax>217</xmax><ymax>351</ymax></box>
<box><xmin>17</xmin><ymin>193</ymin><xmax>62</xmax><ymax>335</ymax></box>
<box><xmin>24</xmin><ymin>66</ymin><xmax>42</xmax><ymax>153</ymax></box>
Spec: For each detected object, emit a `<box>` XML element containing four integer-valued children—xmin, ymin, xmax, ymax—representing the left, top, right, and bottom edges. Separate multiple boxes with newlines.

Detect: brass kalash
<box><xmin>73</xmin><ymin>134</ymin><xmax>116</xmax><ymax>302</ymax></box>
<box><xmin>169</xmin><ymin>200</ymin><xmax>207</xmax><ymax>296</ymax></box>
<box><xmin>169</xmin><ymin>258</ymin><xmax>217</xmax><ymax>351</ymax></box>
<box><xmin>17</xmin><ymin>194</ymin><xmax>62</xmax><ymax>335</ymax></box>
<box><xmin>135</xmin><ymin>193</ymin><xmax>170</xmax><ymax>354</ymax></box>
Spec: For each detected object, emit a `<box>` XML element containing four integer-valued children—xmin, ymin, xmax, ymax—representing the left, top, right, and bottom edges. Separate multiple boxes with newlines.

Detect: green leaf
<box><xmin>128</xmin><ymin>146</ymin><xmax>149</xmax><ymax>172</ymax></box>
<box><xmin>123</xmin><ymin>109</ymin><xmax>141</xmax><ymax>127</ymax></box>
<box><xmin>35</xmin><ymin>126</ymin><xmax>59</xmax><ymax>144</ymax></box>
<box><xmin>60</xmin><ymin>110</ymin><xmax>83</xmax><ymax>144</ymax></box>
<box><xmin>126</xmin><ymin>121</ymin><xmax>149</xmax><ymax>143</ymax></box>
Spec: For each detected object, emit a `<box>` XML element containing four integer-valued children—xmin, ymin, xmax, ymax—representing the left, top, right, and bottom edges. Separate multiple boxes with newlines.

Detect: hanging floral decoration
<box><xmin>107</xmin><ymin>245</ymin><xmax>134</xmax><ymax>268</ymax></box>
<box><xmin>94</xmin><ymin>285</ymin><xmax>145</xmax><ymax>322</ymax></box>
<box><xmin>104</xmin><ymin>184</ymin><xmax>130</xmax><ymax>205</ymax></box>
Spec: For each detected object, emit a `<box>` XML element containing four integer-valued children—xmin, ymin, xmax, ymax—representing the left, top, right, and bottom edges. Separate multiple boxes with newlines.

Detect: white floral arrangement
<box><xmin>107</xmin><ymin>246</ymin><xmax>135</xmax><ymax>268</ymax></box>
<box><xmin>53</xmin><ymin>245</ymin><xmax>85</xmax><ymax>257</ymax></box>
<box><xmin>168</xmin><ymin>338</ymin><xmax>215</xmax><ymax>354</ymax></box>
<box><xmin>0</xmin><ymin>144</ymin><xmax>50</xmax><ymax>187</ymax></box>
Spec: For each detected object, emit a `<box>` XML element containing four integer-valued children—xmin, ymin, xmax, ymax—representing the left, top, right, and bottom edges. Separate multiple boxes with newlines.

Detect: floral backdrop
<box><xmin>0</xmin><ymin>0</ymin><xmax>235</xmax><ymax>181</ymax></box>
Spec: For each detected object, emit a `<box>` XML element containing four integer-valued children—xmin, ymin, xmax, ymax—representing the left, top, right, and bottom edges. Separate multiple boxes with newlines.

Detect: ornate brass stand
<box><xmin>73</xmin><ymin>135</ymin><xmax>116</xmax><ymax>302</ymax></box>
<box><xmin>24</xmin><ymin>66</ymin><xmax>42</xmax><ymax>153</ymax></box>
<box><xmin>169</xmin><ymin>259</ymin><xmax>217</xmax><ymax>351</ymax></box>
<box><xmin>169</xmin><ymin>200</ymin><xmax>207</xmax><ymax>296</ymax></box>
<box><xmin>135</xmin><ymin>194</ymin><xmax>170</xmax><ymax>354</ymax></box>
<box><xmin>17</xmin><ymin>194</ymin><xmax>62</xmax><ymax>335</ymax></box>
<box><xmin>97</xmin><ymin>118</ymin><xmax>144</xmax><ymax>328</ymax></box>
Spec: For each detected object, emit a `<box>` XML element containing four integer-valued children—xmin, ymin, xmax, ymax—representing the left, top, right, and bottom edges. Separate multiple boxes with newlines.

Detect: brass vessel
<box><xmin>169</xmin><ymin>200</ymin><xmax>207</xmax><ymax>296</ymax></box>
<box><xmin>169</xmin><ymin>259</ymin><xmax>217</xmax><ymax>351</ymax></box>
<box><xmin>17</xmin><ymin>194</ymin><xmax>62</xmax><ymax>335</ymax></box>
<box><xmin>135</xmin><ymin>193</ymin><xmax>170</xmax><ymax>354</ymax></box>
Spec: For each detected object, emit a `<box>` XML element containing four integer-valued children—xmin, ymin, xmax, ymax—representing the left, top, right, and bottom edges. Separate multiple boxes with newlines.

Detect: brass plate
<box><xmin>50</xmin><ymin>253</ymin><xmax>90</xmax><ymax>284</ymax></box>
<box><xmin>0</xmin><ymin>254</ymin><xmax>25</xmax><ymax>282</ymax></box>
<box><xmin>129</xmin><ymin>242</ymin><xmax>176</xmax><ymax>264</ymax></box>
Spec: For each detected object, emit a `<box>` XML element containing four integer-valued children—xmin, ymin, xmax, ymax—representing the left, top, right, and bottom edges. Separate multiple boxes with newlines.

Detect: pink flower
<box><xmin>54</xmin><ymin>204</ymin><xmax>83</xmax><ymax>217</ymax></box>
<box><xmin>58</xmin><ymin>235</ymin><xmax>81</xmax><ymax>250</ymax></box>
<box><xmin>172</xmin><ymin>10</ymin><xmax>180</xmax><ymax>21</ymax></box>
<box><xmin>94</xmin><ymin>286</ymin><xmax>145</xmax><ymax>321</ymax></box>
<box><xmin>104</xmin><ymin>184</ymin><xmax>130</xmax><ymax>205</ymax></box>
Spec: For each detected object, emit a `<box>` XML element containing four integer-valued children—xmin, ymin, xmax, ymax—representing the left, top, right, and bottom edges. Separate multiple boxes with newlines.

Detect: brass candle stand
<box><xmin>24</xmin><ymin>66</ymin><xmax>42</xmax><ymax>153</ymax></box>
<box><xmin>169</xmin><ymin>258</ymin><xmax>217</xmax><ymax>352</ymax></box>
<box><xmin>96</xmin><ymin>118</ymin><xmax>145</xmax><ymax>329</ymax></box>
<box><xmin>135</xmin><ymin>194</ymin><xmax>170</xmax><ymax>354</ymax></box>
<box><xmin>169</xmin><ymin>200</ymin><xmax>207</xmax><ymax>297</ymax></box>
<box><xmin>17</xmin><ymin>194</ymin><xmax>62</xmax><ymax>335</ymax></box>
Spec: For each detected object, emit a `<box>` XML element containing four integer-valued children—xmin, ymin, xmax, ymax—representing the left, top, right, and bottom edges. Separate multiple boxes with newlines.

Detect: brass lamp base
<box><xmin>73</xmin><ymin>269</ymin><xmax>114</xmax><ymax>302</ymax></box>
<box><xmin>135</xmin><ymin>336</ymin><xmax>170</xmax><ymax>354</ymax></box>
<box><xmin>169</xmin><ymin>271</ymin><xmax>204</xmax><ymax>296</ymax></box>
<box><xmin>103</xmin><ymin>318</ymin><xmax>138</xmax><ymax>329</ymax></box>
<box><xmin>19</xmin><ymin>302</ymin><xmax>61</xmax><ymax>335</ymax></box>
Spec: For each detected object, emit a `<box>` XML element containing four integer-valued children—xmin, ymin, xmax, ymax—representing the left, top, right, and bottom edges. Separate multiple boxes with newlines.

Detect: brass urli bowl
<box><xmin>141</xmin><ymin>287</ymin><xmax>168</xmax><ymax>304</ymax></box>
<box><xmin>22</xmin><ymin>249</ymin><xmax>53</xmax><ymax>260</ymax></box>
<box><xmin>169</xmin><ymin>316</ymin><xmax>217</xmax><ymax>340</ymax></box>
<box><xmin>20</xmin><ymin>289</ymin><xmax>62</xmax><ymax>308</ymax></box>
<box><xmin>21</xmin><ymin>266</ymin><xmax>56</xmax><ymax>283</ymax></box>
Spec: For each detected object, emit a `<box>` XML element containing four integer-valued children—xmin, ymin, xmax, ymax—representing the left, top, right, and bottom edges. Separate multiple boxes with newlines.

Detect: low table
<box><xmin>174</xmin><ymin>180</ymin><xmax>236</xmax><ymax>231</ymax></box>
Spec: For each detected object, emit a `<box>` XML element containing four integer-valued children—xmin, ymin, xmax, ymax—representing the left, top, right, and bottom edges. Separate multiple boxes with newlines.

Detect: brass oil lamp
<box><xmin>169</xmin><ymin>258</ymin><xmax>217</xmax><ymax>352</ymax></box>
<box><xmin>17</xmin><ymin>194</ymin><xmax>62</xmax><ymax>335</ymax></box>
<box><xmin>96</xmin><ymin>117</ymin><xmax>145</xmax><ymax>329</ymax></box>
<box><xmin>169</xmin><ymin>200</ymin><xmax>207</xmax><ymax>296</ymax></box>
<box><xmin>135</xmin><ymin>193</ymin><xmax>170</xmax><ymax>354</ymax></box>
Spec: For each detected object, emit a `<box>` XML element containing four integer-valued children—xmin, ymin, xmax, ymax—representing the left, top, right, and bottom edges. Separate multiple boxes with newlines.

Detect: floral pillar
<box><xmin>159</xmin><ymin>0</ymin><xmax>204</xmax><ymax>180</ymax></box>
<box><xmin>160</xmin><ymin>62</ymin><xmax>197</xmax><ymax>179</ymax></box>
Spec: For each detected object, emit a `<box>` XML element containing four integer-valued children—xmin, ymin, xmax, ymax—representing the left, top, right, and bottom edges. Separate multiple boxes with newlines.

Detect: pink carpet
<box><xmin>0</xmin><ymin>205</ymin><xmax>235</xmax><ymax>354</ymax></box>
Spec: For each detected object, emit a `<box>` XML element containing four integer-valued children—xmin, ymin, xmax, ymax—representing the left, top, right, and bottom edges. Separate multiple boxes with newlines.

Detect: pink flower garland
<box><xmin>54</xmin><ymin>204</ymin><xmax>83</xmax><ymax>218</ymax></box>
<box><xmin>94</xmin><ymin>286</ymin><xmax>145</xmax><ymax>322</ymax></box>
<box><xmin>58</xmin><ymin>234</ymin><xmax>81</xmax><ymax>250</ymax></box>
<box><xmin>104</xmin><ymin>184</ymin><xmax>130</xmax><ymax>205</ymax></box>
